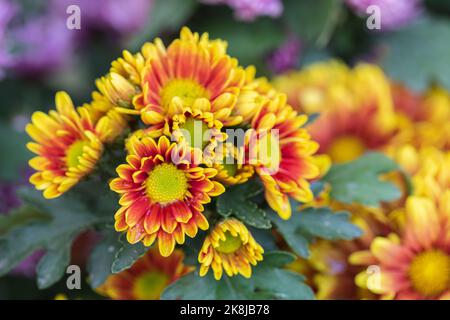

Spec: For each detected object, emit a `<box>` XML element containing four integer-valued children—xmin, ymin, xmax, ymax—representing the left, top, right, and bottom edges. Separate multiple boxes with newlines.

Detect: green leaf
<box><xmin>270</xmin><ymin>206</ymin><xmax>362</xmax><ymax>258</ymax></box>
<box><xmin>111</xmin><ymin>241</ymin><xmax>148</xmax><ymax>274</ymax></box>
<box><xmin>36</xmin><ymin>234</ymin><xmax>76</xmax><ymax>289</ymax></box>
<box><xmin>161</xmin><ymin>251</ymin><xmax>313</xmax><ymax>300</ymax></box>
<box><xmin>323</xmin><ymin>152</ymin><xmax>401</xmax><ymax>207</ymax></box>
<box><xmin>284</xmin><ymin>0</ymin><xmax>343</xmax><ymax>47</ymax></box>
<box><xmin>0</xmin><ymin>122</ymin><xmax>32</xmax><ymax>181</ymax></box>
<box><xmin>190</xmin><ymin>10</ymin><xmax>284</xmax><ymax>67</ymax></box>
<box><xmin>378</xmin><ymin>16</ymin><xmax>450</xmax><ymax>91</ymax></box>
<box><xmin>216</xmin><ymin>181</ymin><xmax>271</xmax><ymax>229</ymax></box>
<box><xmin>87</xmin><ymin>230</ymin><xmax>122</xmax><ymax>288</ymax></box>
<box><xmin>0</xmin><ymin>185</ymin><xmax>112</xmax><ymax>284</ymax></box>
<box><xmin>0</xmin><ymin>205</ymin><xmax>49</xmax><ymax>236</ymax></box>
<box><xmin>128</xmin><ymin>0</ymin><xmax>198</xmax><ymax>50</ymax></box>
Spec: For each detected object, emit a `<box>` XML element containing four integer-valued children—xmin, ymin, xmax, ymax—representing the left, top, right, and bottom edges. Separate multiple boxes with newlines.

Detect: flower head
<box><xmin>98</xmin><ymin>247</ymin><xmax>192</xmax><ymax>300</ymax></box>
<box><xmin>248</xmin><ymin>93</ymin><xmax>326</xmax><ymax>219</ymax></box>
<box><xmin>198</xmin><ymin>218</ymin><xmax>264</xmax><ymax>280</ymax></box>
<box><xmin>274</xmin><ymin>61</ymin><xmax>399</xmax><ymax>163</ymax></box>
<box><xmin>351</xmin><ymin>194</ymin><xmax>450</xmax><ymax>299</ymax></box>
<box><xmin>110</xmin><ymin>135</ymin><xmax>225</xmax><ymax>257</ymax></box>
<box><xmin>26</xmin><ymin>91</ymin><xmax>111</xmax><ymax>199</ymax></box>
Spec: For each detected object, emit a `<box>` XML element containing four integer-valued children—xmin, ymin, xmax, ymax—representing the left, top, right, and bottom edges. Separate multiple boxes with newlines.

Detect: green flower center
<box><xmin>146</xmin><ymin>163</ymin><xmax>188</xmax><ymax>204</ymax></box>
<box><xmin>217</xmin><ymin>231</ymin><xmax>243</xmax><ymax>254</ymax></box>
<box><xmin>66</xmin><ymin>140</ymin><xmax>89</xmax><ymax>168</ymax></box>
<box><xmin>179</xmin><ymin>117</ymin><xmax>211</xmax><ymax>149</ymax></box>
<box><xmin>133</xmin><ymin>271</ymin><xmax>170</xmax><ymax>300</ymax></box>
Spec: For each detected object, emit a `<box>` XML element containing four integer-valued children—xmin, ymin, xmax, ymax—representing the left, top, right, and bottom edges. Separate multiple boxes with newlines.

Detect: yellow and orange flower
<box><xmin>98</xmin><ymin>248</ymin><xmax>192</xmax><ymax>300</ymax></box>
<box><xmin>110</xmin><ymin>135</ymin><xmax>225</xmax><ymax>257</ymax></box>
<box><xmin>131</xmin><ymin>27</ymin><xmax>253</xmax><ymax>138</ymax></box>
<box><xmin>273</xmin><ymin>61</ymin><xmax>400</xmax><ymax>163</ymax></box>
<box><xmin>247</xmin><ymin>93</ymin><xmax>326</xmax><ymax>219</ymax></box>
<box><xmin>351</xmin><ymin>193</ymin><xmax>450</xmax><ymax>300</ymax></box>
<box><xmin>27</xmin><ymin>91</ymin><xmax>113</xmax><ymax>199</ymax></box>
<box><xmin>212</xmin><ymin>143</ymin><xmax>254</xmax><ymax>186</ymax></box>
<box><xmin>198</xmin><ymin>218</ymin><xmax>264</xmax><ymax>280</ymax></box>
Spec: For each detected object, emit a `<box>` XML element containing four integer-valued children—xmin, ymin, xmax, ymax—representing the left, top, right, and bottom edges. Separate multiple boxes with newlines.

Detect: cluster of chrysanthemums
<box><xmin>26</xmin><ymin>28</ymin><xmax>450</xmax><ymax>300</ymax></box>
<box><xmin>26</xmin><ymin>28</ymin><xmax>327</xmax><ymax>292</ymax></box>
<box><xmin>274</xmin><ymin>61</ymin><xmax>450</xmax><ymax>300</ymax></box>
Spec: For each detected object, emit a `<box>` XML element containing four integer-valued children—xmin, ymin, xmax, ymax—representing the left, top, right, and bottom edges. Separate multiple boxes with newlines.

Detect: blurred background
<box><xmin>0</xmin><ymin>0</ymin><xmax>449</xmax><ymax>299</ymax></box>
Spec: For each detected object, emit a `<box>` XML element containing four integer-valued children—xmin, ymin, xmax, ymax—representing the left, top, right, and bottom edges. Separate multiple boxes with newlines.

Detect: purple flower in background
<box><xmin>52</xmin><ymin>0</ymin><xmax>154</xmax><ymax>34</ymax></box>
<box><xmin>345</xmin><ymin>0</ymin><xmax>422</xmax><ymax>30</ymax></box>
<box><xmin>202</xmin><ymin>0</ymin><xmax>283</xmax><ymax>21</ymax></box>
<box><xmin>0</xmin><ymin>0</ymin><xmax>17</xmax><ymax>78</ymax></box>
<box><xmin>10</xmin><ymin>251</ymin><xmax>45</xmax><ymax>278</ymax></box>
<box><xmin>267</xmin><ymin>36</ymin><xmax>301</xmax><ymax>74</ymax></box>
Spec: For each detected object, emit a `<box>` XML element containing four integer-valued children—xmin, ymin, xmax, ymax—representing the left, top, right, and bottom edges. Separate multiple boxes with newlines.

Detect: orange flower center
<box><xmin>409</xmin><ymin>250</ymin><xmax>450</xmax><ymax>297</ymax></box>
<box><xmin>328</xmin><ymin>135</ymin><xmax>365</xmax><ymax>163</ymax></box>
<box><xmin>146</xmin><ymin>163</ymin><xmax>188</xmax><ymax>204</ymax></box>
<box><xmin>179</xmin><ymin>117</ymin><xmax>211</xmax><ymax>149</ymax></box>
<box><xmin>160</xmin><ymin>79</ymin><xmax>209</xmax><ymax>111</ymax></box>
<box><xmin>133</xmin><ymin>271</ymin><xmax>170</xmax><ymax>300</ymax></box>
<box><xmin>66</xmin><ymin>140</ymin><xmax>89</xmax><ymax>168</ymax></box>
<box><xmin>217</xmin><ymin>231</ymin><xmax>243</xmax><ymax>254</ymax></box>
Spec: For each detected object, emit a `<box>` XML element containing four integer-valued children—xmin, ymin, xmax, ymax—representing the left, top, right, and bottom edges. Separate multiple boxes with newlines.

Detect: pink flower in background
<box><xmin>267</xmin><ymin>36</ymin><xmax>301</xmax><ymax>74</ymax></box>
<box><xmin>0</xmin><ymin>0</ymin><xmax>17</xmax><ymax>78</ymax></box>
<box><xmin>346</xmin><ymin>0</ymin><xmax>422</xmax><ymax>30</ymax></box>
<box><xmin>202</xmin><ymin>0</ymin><xmax>283</xmax><ymax>21</ymax></box>
<box><xmin>52</xmin><ymin>0</ymin><xmax>154</xmax><ymax>34</ymax></box>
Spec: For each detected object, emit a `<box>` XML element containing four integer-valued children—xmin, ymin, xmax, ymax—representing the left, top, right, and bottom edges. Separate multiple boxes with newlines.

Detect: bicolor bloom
<box><xmin>27</xmin><ymin>91</ymin><xmax>112</xmax><ymax>199</ymax></box>
<box><xmin>110</xmin><ymin>135</ymin><xmax>225</xmax><ymax>257</ymax></box>
<box><xmin>247</xmin><ymin>93</ymin><xmax>325</xmax><ymax>219</ymax></box>
<box><xmin>132</xmin><ymin>27</ymin><xmax>251</xmax><ymax>137</ymax></box>
<box><xmin>98</xmin><ymin>248</ymin><xmax>192</xmax><ymax>300</ymax></box>
<box><xmin>273</xmin><ymin>61</ymin><xmax>399</xmax><ymax>163</ymax></box>
<box><xmin>198</xmin><ymin>218</ymin><xmax>264</xmax><ymax>280</ymax></box>
<box><xmin>351</xmin><ymin>195</ymin><xmax>450</xmax><ymax>300</ymax></box>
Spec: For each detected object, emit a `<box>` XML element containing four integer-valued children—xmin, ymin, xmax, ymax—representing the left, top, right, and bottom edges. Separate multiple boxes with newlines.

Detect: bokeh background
<box><xmin>1</xmin><ymin>0</ymin><xmax>450</xmax><ymax>299</ymax></box>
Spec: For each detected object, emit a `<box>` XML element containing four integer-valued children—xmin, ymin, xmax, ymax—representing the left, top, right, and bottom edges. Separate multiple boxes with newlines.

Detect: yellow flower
<box><xmin>273</xmin><ymin>61</ymin><xmax>399</xmax><ymax>163</ymax></box>
<box><xmin>213</xmin><ymin>143</ymin><xmax>254</xmax><ymax>186</ymax></box>
<box><xmin>198</xmin><ymin>218</ymin><xmax>264</xmax><ymax>280</ymax></box>
<box><xmin>27</xmin><ymin>91</ymin><xmax>110</xmax><ymax>199</ymax></box>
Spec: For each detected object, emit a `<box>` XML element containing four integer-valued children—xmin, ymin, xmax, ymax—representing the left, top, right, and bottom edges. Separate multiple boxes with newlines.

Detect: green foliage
<box><xmin>0</xmin><ymin>180</ymin><xmax>116</xmax><ymax>286</ymax></box>
<box><xmin>0</xmin><ymin>206</ymin><xmax>48</xmax><ymax>236</ymax></box>
<box><xmin>216</xmin><ymin>180</ymin><xmax>271</xmax><ymax>229</ymax></box>
<box><xmin>270</xmin><ymin>206</ymin><xmax>362</xmax><ymax>258</ymax></box>
<box><xmin>0</xmin><ymin>122</ymin><xmax>31</xmax><ymax>181</ymax></box>
<box><xmin>129</xmin><ymin>0</ymin><xmax>198</xmax><ymax>50</ymax></box>
<box><xmin>161</xmin><ymin>251</ymin><xmax>314</xmax><ymax>300</ymax></box>
<box><xmin>379</xmin><ymin>16</ymin><xmax>450</xmax><ymax>91</ymax></box>
<box><xmin>323</xmin><ymin>152</ymin><xmax>401</xmax><ymax>207</ymax></box>
<box><xmin>111</xmin><ymin>241</ymin><xmax>148</xmax><ymax>274</ymax></box>
<box><xmin>284</xmin><ymin>0</ymin><xmax>343</xmax><ymax>47</ymax></box>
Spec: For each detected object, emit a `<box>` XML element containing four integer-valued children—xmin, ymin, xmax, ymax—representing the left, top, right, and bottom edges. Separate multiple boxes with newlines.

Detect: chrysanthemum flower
<box><xmin>27</xmin><ymin>91</ymin><xmax>111</xmax><ymax>199</ymax></box>
<box><xmin>351</xmin><ymin>194</ymin><xmax>450</xmax><ymax>299</ymax></box>
<box><xmin>273</xmin><ymin>61</ymin><xmax>399</xmax><ymax>163</ymax></box>
<box><xmin>198</xmin><ymin>218</ymin><xmax>264</xmax><ymax>280</ymax></box>
<box><xmin>247</xmin><ymin>93</ymin><xmax>326</xmax><ymax>219</ymax></box>
<box><xmin>98</xmin><ymin>248</ymin><xmax>192</xmax><ymax>300</ymax></box>
<box><xmin>212</xmin><ymin>143</ymin><xmax>254</xmax><ymax>186</ymax></box>
<box><xmin>131</xmin><ymin>27</ymin><xmax>252</xmax><ymax>136</ymax></box>
<box><xmin>110</xmin><ymin>135</ymin><xmax>225</xmax><ymax>257</ymax></box>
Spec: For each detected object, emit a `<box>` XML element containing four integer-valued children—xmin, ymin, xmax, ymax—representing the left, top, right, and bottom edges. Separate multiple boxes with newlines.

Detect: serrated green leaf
<box><xmin>270</xmin><ymin>206</ymin><xmax>362</xmax><ymax>258</ymax></box>
<box><xmin>0</xmin><ymin>185</ymin><xmax>112</xmax><ymax>283</ymax></box>
<box><xmin>323</xmin><ymin>152</ymin><xmax>401</xmax><ymax>206</ymax></box>
<box><xmin>216</xmin><ymin>181</ymin><xmax>271</xmax><ymax>229</ymax></box>
<box><xmin>111</xmin><ymin>241</ymin><xmax>148</xmax><ymax>274</ymax></box>
<box><xmin>161</xmin><ymin>251</ymin><xmax>313</xmax><ymax>300</ymax></box>
<box><xmin>378</xmin><ymin>16</ymin><xmax>450</xmax><ymax>91</ymax></box>
<box><xmin>36</xmin><ymin>234</ymin><xmax>75</xmax><ymax>289</ymax></box>
<box><xmin>0</xmin><ymin>205</ymin><xmax>49</xmax><ymax>236</ymax></box>
<box><xmin>87</xmin><ymin>230</ymin><xmax>122</xmax><ymax>288</ymax></box>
